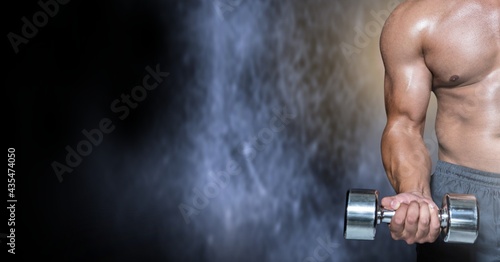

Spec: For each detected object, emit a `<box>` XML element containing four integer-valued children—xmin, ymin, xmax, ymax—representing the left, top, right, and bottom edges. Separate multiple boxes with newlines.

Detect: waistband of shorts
<box><xmin>434</xmin><ymin>160</ymin><xmax>500</xmax><ymax>188</ymax></box>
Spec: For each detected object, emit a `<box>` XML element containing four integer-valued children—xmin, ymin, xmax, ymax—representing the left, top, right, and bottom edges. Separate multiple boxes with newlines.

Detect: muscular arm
<box><xmin>380</xmin><ymin>4</ymin><xmax>433</xmax><ymax>197</ymax></box>
<box><xmin>379</xmin><ymin>2</ymin><xmax>441</xmax><ymax>244</ymax></box>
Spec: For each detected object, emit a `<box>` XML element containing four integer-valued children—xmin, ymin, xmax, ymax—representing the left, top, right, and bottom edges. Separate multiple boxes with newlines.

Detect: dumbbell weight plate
<box><xmin>344</xmin><ymin>189</ymin><xmax>378</xmax><ymax>240</ymax></box>
<box><xmin>442</xmin><ymin>193</ymin><xmax>479</xmax><ymax>243</ymax></box>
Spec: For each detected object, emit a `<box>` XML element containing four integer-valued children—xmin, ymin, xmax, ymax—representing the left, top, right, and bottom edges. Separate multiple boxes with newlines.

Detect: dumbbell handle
<box><xmin>377</xmin><ymin>209</ymin><xmax>449</xmax><ymax>228</ymax></box>
<box><xmin>344</xmin><ymin>189</ymin><xmax>478</xmax><ymax>243</ymax></box>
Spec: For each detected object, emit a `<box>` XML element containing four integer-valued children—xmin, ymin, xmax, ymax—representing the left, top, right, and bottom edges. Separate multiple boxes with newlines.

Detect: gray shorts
<box><xmin>417</xmin><ymin>160</ymin><xmax>500</xmax><ymax>262</ymax></box>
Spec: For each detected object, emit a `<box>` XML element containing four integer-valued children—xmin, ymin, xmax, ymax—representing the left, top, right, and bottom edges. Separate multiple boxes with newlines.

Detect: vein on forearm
<box><xmin>381</xmin><ymin>121</ymin><xmax>432</xmax><ymax>195</ymax></box>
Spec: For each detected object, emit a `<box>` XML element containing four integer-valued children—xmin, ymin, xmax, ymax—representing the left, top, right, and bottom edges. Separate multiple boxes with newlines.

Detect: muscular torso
<box><xmin>422</xmin><ymin>0</ymin><xmax>500</xmax><ymax>173</ymax></box>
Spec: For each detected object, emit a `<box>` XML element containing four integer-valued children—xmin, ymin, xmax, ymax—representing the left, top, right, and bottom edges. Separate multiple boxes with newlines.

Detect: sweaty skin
<box><xmin>380</xmin><ymin>0</ymin><xmax>499</xmax><ymax>244</ymax></box>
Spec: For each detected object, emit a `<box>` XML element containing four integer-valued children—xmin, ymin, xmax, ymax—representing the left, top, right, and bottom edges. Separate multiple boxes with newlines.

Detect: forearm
<box><xmin>381</xmin><ymin>123</ymin><xmax>432</xmax><ymax>197</ymax></box>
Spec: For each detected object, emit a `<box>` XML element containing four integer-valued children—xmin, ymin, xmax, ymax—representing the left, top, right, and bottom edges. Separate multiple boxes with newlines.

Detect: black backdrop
<box><xmin>4</xmin><ymin>0</ymin><xmax>426</xmax><ymax>261</ymax></box>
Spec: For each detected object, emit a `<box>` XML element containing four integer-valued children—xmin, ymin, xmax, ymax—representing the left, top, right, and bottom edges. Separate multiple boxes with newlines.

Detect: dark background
<box><xmin>5</xmin><ymin>0</ymin><xmax>180</xmax><ymax>259</ymax></box>
<box><xmin>4</xmin><ymin>0</ymin><xmax>439</xmax><ymax>261</ymax></box>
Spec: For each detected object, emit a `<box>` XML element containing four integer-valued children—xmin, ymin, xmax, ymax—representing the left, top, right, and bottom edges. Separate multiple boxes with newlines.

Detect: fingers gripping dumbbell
<box><xmin>343</xmin><ymin>189</ymin><xmax>479</xmax><ymax>243</ymax></box>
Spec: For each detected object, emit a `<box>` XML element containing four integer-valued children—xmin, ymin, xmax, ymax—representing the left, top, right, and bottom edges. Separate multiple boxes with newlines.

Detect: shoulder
<box><xmin>384</xmin><ymin>0</ymin><xmax>438</xmax><ymax>25</ymax></box>
<box><xmin>381</xmin><ymin>0</ymin><xmax>439</xmax><ymax>43</ymax></box>
<box><xmin>380</xmin><ymin>0</ymin><xmax>441</xmax><ymax>59</ymax></box>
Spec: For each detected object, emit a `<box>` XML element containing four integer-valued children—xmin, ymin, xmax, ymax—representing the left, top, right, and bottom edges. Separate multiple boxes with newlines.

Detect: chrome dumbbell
<box><xmin>343</xmin><ymin>189</ymin><xmax>479</xmax><ymax>243</ymax></box>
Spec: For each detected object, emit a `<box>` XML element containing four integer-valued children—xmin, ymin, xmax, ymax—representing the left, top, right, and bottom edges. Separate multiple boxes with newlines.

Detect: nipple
<box><xmin>449</xmin><ymin>75</ymin><xmax>460</xmax><ymax>82</ymax></box>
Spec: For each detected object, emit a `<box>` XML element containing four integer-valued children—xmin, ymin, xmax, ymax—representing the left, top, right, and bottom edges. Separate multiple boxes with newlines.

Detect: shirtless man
<box><xmin>379</xmin><ymin>0</ymin><xmax>499</xmax><ymax>261</ymax></box>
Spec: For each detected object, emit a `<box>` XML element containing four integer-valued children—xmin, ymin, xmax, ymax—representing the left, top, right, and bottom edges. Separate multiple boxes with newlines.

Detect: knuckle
<box><xmin>393</xmin><ymin>217</ymin><xmax>405</xmax><ymax>225</ymax></box>
<box><xmin>407</xmin><ymin>215</ymin><xmax>418</xmax><ymax>225</ymax></box>
<box><xmin>416</xmin><ymin>239</ymin><xmax>427</xmax><ymax>244</ymax></box>
<box><xmin>431</xmin><ymin>222</ymin><xmax>441</xmax><ymax>231</ymax></box>
<box><xmin>408</xmin><ymin>202</ymin><xmax>418</xmax><ymax>210</ymax></box>
<box><xmin>426</xmin><ymin>235</ymin><xmax>438</xmax><ymax>243</ymax></box>
<box><xmin>431</xmin><ymin>229</ymin><xmax>441</xmax><ymax>239</ymax></box>
<box><xmin>418</xmin><ymin>230</ymin><xmax>429</xmax><ymax>239</ymax></box>
<box><xmin>391</xmin><ymin>233</ymin><xmax>401</xmax><ymax>240</ymax></box>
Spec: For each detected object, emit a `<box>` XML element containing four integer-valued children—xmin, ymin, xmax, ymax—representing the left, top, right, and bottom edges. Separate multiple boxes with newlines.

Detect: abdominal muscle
<box><xmin>434</xmin><ymin>73</ymin><xmax>500</xmax><ymax>174</ymax></box>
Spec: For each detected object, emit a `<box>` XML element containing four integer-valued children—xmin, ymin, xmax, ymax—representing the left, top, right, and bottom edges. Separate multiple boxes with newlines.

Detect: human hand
<box><xmin>381</xmin><ymin>192</ymin><xmax>441</xmax><ymax>244</ymax></box>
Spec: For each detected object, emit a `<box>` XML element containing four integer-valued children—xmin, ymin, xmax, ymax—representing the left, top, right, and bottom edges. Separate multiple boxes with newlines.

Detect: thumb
<box><xmin>381</xmin><ymin>196</ymin><xmax>401</xmax><ymax>210</ymax></box>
